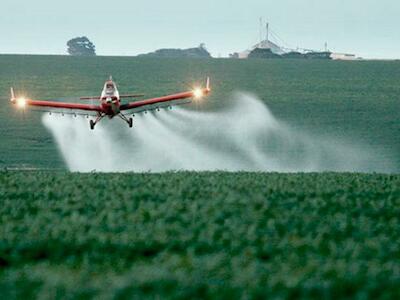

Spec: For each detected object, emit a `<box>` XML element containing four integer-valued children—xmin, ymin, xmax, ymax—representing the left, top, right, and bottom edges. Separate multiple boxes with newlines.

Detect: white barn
<box><xmin>238</xmin><ymin>39</ymin><xmax>285</xmax><ymax>59</ymax></box>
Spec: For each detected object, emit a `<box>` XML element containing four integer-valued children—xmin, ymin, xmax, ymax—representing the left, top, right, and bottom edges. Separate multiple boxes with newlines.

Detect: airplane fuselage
<box><xmin>100</xmin><ymin>96</ymin><xmax>120</xmax><ymax>116</ymax></box>
<box><xmin>100</xmin><ymin>80</ymin><xmax>121</xmax><ymax>117</ymax></box>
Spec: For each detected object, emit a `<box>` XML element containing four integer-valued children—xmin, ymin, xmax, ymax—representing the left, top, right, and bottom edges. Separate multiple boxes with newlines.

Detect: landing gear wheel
<box><xmin>90</xmin><ymin>120</ymin><xmax>95</xmax><ymax>130</ymax></box>
<box><xmin>128</xmin><ymin>118</ymin><xmax>133</xmax><ymax>128</ymax></box>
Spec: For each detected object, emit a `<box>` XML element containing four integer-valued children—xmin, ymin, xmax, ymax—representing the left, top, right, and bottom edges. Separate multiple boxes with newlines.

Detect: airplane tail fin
<box><xmin>206</xmin><ymin>77</ymin><xmax>211</xmax><ymax>92</ymax></box>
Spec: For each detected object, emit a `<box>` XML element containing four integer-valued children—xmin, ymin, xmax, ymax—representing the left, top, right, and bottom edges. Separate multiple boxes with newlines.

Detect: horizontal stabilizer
<box><xmin>80</xmin><ymin>96</ymin><xmax>101</xmax><ymax>100</ymax></box>
<box><xmin>80</xmin><ymin>95</ymin><xmax>144</xmax><ymax>100</ymax></box>
<box><xmin>120</xmin><ymin>94</ymin><xmax>145</xmax><ymax>99</ymax></box>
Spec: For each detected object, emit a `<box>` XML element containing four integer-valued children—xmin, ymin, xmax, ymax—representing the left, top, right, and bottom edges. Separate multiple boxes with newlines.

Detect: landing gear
<box><xmin>89</xmin><ymin>113</ymin><xmax>133</xmax><ymax>130</ymax></box>
<box><xmin>89</xmin><ymin>113</ymin><xmax>105</xmax><ymax>130</ymax></box>
<box><xmin>118</xmin><ymin>113</ymin><xmax>133</xmax><ymax>128</ymax></box>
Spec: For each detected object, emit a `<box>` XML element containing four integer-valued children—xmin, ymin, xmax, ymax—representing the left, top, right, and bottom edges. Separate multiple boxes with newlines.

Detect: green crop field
<box><xmin>0</xmin><ymin>56</ymin><xmax>400</xmax><ymax>298</ymax></box>
<box><xmin>0</xmin><ymin>55</ymin><xmax>399</xmax><ymax>170</ymax></box>
<box><xmin>0</xmin><ymin>171</ymin><xmax>399</xmax><ymax>299</ymax></box>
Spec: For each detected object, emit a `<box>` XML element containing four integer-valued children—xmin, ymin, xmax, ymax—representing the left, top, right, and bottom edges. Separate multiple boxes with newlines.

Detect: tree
<box><xmin>67</xmin><ymin>37</ymin><xmax>96</xmax><ymax>56</ymax></box>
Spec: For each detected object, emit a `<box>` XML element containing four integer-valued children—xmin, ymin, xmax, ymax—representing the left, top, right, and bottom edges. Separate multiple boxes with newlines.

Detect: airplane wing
<box><xmin>120</xmin><ymin>78</ymin><xmax>210</xmax><ymax>114</ymax></box>
<box><xmin>11</xmin><ymin>88</ymin><xmax>102</xmax><ymax>115</ymax></box>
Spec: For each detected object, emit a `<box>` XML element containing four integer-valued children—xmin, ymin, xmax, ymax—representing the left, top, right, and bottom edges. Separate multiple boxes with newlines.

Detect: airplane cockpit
<box><xmin>104</xmin><ymin>82</ymin><xmax>116</xmax><ymax>95</ymax></box>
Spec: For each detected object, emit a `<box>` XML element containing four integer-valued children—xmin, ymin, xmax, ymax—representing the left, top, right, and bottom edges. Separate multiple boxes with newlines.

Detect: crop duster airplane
<box><xmin>10</xmin><ymin>77</ymin><xmax>211</xmax><ymax>130</ymax></box>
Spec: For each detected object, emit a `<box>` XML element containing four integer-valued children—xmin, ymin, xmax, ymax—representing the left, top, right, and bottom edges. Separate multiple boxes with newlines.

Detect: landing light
<box><xmin>16</xmin><ymin>97</ymin><xmax>27</xmax><ymax>108</ymax></box>
<box><xmin>193</xmin><ymin>88</ymin><xmax>203</xmax><ymax>99</ymax></box>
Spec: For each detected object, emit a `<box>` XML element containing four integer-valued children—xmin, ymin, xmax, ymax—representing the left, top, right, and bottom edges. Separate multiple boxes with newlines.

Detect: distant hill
<box><xmin>138</xmin><ymin>44</ymin><xmax>212</xmax><ymax>58</ymax></box>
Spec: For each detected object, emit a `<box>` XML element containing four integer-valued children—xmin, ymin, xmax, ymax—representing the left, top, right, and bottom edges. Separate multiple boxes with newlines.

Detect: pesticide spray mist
<box><xmin>42</xmin><ymin>93</ymin><xmax>386</xmax><ymax>172</ymax></box>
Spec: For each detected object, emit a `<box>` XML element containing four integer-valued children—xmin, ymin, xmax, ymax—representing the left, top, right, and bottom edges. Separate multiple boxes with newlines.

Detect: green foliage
<box><xmin>138</xmin><ymin>44</ymin><xmax>212</xmax><ymax>58</ymax></box>
<box><xmin>1</xmin><ymin>54</ymin><xmax>399</xmax><ymax>299</ymax></box>
<box><xmin>0</xmin><ymin>171</ymin><xmax>399</xmax><ymax>298</ymax></box>
<box><xmin>67</xmin><ymin>37</ymin><xmax>96</xmax><ymax>57</ymax></box>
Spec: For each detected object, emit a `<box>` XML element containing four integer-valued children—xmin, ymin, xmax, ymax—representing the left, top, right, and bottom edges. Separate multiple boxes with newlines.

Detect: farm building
<box><xmin>237</xmin><ymin>39</ymin><xmax>285</xmax><ymax>59</ymax></box>
<box><xmin>230</xmin><ymin>21</ymin><xmax>359</xmax><ymax>60</ymax></box>
<box><xmin>235</xmin><ymin>23</ymin><xmax>285</xmax><ymax>59</ymax></box>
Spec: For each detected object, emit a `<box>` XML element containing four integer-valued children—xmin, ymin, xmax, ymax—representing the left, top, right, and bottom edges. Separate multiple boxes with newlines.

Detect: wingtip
<box><xmin>10</xmin><ymin>87</ymin><xmax>15</xmax><ymax>102</ymax></box>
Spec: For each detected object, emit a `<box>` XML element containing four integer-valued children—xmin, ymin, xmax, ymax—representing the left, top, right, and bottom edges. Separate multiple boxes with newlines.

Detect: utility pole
<box><xmin>266</xmin><ymin>22</ymin><xmax>269</xmax><ymax>42</ymax></box>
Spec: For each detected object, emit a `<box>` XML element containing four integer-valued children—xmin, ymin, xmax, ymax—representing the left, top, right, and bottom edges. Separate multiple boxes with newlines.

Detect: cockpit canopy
<box><xmin>104</xmin><ymin>81</ymin><xmax>116</xmax><ymax>96</ymax></box>
<box><xmin>106</xmin><ymin>82</ymin><xmax>115</xmax><ymax>90</ymax></box>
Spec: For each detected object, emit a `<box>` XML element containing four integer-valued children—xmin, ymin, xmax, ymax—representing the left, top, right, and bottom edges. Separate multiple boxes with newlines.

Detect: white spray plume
<box><xmin>42</xmin><ymin>93</ymin><xmax>389</xmax><ymax>173</ymax></box>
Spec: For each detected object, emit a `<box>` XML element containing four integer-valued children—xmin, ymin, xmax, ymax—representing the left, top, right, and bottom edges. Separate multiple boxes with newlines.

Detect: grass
<box><xmin>0</xmin><ymin>171</ymin><xmax>399</xmax><ymax>298</ymax></box>
<box><xmin>0</xmin><ymin>55</ymin><xmax>399</xmax><ymax>170</ymax></box>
